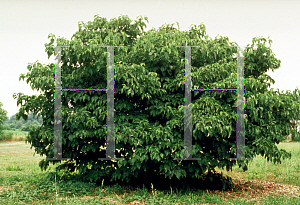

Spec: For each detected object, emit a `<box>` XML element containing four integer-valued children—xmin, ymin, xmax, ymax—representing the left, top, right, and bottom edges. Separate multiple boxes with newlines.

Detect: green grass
<box><xmin>215</xmin><ymin>142</ymin><xmax>300</xmax><ymax>187</ymax></box>
<box><xmin>0</xmin><ymin>131</ymin><xmax>300</xmax><ymax>204</ymax></box>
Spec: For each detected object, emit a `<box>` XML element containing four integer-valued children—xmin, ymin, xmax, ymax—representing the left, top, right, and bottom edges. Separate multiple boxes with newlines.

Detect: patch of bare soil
<box><xmin>204</xmin><ymin>176</ymin><xmax>300</xmax><ymax>204</ymax></box>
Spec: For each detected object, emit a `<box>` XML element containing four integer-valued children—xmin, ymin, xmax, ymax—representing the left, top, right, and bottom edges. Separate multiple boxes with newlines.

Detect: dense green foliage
<box><xmin>12</xmin><ymin>14</ymin><xmax>300</xmax><ymax>185</ymax></box>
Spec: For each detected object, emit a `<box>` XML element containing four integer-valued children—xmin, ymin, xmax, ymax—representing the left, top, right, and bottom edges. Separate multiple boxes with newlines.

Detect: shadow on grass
<box><xmin>45</xmin><ymin>167</ymin><xmax>236</xmax><ymax>196</ymax></box>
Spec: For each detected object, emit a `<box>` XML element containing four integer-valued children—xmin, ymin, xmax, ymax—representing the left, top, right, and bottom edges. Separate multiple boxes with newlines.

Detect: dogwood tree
<box><xmin>13</xmin><ymin>14</ymin><xmax>300</xmax><ymax>187</ymax></box>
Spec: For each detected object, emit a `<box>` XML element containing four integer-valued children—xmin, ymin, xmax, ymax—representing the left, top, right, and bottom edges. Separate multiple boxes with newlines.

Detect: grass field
<box><xmin>0</xmin><ymin>130</ymin><xmax>300</xmax><ymax>204</ymax></box>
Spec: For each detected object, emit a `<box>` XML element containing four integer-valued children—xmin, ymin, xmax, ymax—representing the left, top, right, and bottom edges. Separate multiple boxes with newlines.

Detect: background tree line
<box><xmin>2</xmin><ymin>111</ymin><xmax>43</xmax><ymax>132</ymax></box>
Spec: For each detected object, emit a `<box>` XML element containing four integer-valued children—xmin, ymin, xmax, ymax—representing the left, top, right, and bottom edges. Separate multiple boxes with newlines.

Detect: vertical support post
<box><xmin>184</xmin><ymin>46</ymin><xmax>193</xmax><ymax>160</ymax></box>
<box><xmin>98</xmin><ymin>46</ymin><xmax>123</xmax><ymax>161</ymax></box>
<box><xmin>228</xmin><ymin>45</ymin><xmax>253</xmax><ymax>161</ymax></box>
<box><xmin>47</xmin><ymin>45</ymin><xmax>71</xmax><ymax>161</ymax></box>
<box><xmin>174</xmin><ymin>46</ymin><xmax>201</xmax><ymax>160</ymax></box>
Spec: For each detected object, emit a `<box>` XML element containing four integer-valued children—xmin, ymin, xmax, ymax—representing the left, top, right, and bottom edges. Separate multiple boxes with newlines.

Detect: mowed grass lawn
<box><xmin>0</xmin><ymin>131</ymin><xmax>300</xmax><ymax>204</ymax></box>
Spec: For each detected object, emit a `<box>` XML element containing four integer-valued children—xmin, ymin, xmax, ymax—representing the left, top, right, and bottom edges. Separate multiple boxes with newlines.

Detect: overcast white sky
<box><xmin>1</xmin><ymin>0</ymin><xmax>299</xmax><ymax>118</ymax></box>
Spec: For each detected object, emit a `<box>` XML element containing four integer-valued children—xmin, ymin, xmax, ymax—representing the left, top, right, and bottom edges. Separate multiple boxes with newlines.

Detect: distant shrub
<box><xmin>5</xmin><ymin>131</ymin><xmax>13</xmax><ymax>140</ymax></box>
<box><xmin>0</xmin><ymin>125</ymin><xmax>5</xmax><ymax>139</ymax></box>
<box><xmin>0</xmin><ymin>131</ymin><xmax>13</xmax><ymax>141</ymax></box>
